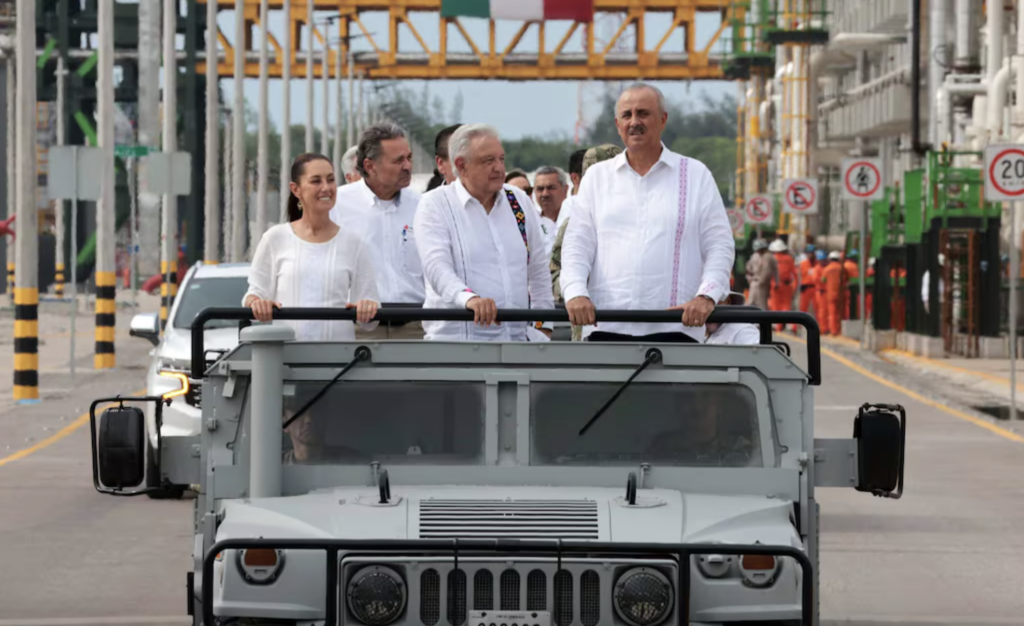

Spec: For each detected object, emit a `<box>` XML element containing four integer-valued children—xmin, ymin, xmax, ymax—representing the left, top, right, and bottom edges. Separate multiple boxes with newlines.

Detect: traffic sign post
<box><xmin>782</xmin><ymin>178</ymin><xmax>819</xmax><ymax>215</ymax></box>
<box><xmin>840</xmin><ymin>157</ymin><xmax>884</xmax><ymax>345</ymax></box>
<box><xmin>745</xmin><ymin>195</ymin><xmax>775</xmax><ymax>227</ymax></box>
<box><xmin>985</xmin><ymin>144</ymin><xmax>1024</xmax><ymax>420</ymax></box>
<box><xmin>48</xmin><ymin>145</ymin><xmax>104</xmax><ymax>387</ymax></box>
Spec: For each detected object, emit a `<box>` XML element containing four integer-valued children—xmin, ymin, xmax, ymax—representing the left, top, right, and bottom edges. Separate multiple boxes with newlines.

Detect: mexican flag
<box><xmin>441</xmin><ymin>0</ymin><xmax>594</xmax><ymax>22</ymax></box>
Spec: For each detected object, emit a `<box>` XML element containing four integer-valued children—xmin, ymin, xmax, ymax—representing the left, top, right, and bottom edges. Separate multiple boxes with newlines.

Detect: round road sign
<box><xmin>785</xmin><ymin>180</ymin><xmax>817</xmax><ymax>212</ymax></box>
<box><xmin>844</xmin><ymin>160</ymin><xmax>882</xmax><ymax>199</ymax></box>
<box><xmin>745</xmin><ymin>196</ymin><xmax>773</xmax><ymax>223</ymax></box>
<box><xmin>987</xmin><ymin>147</ymin><xmax>1024</xmax><ymax>199</ymax></box>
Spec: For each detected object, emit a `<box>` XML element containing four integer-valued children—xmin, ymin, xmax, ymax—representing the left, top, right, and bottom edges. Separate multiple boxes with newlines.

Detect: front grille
<box><xmin>418</xmin><ymin>499</ymin><xmax>600</xmax><ymax>540</ymax></box>
<box><xmin>417</xmin><ymin>563</ymin><xmax>611</xmax><ymax>626</ymax></box>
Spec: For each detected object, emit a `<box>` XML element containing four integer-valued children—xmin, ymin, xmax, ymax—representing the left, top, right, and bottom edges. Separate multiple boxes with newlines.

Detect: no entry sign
<box><xmin>726</xmin><ymin>208</ymin><xmax>744</xmax><ymax>235</ymax></box>
<box><xmin>841</xmin><ymin>157</ymin><xmax>883</xmax><ymax>200</ymax></box>
<box><xmin>745</xmin><ymin>195</ymin><xmax>774</xmax><ymax>225</ymax></box>
<box><xmin>985</xmin><ymin>145</ymin><xmax>1024</xmax><ymax>201</ymax></box>
<box><xmin>782</xmin><ymin>178</ymin><xmax>819</xmax><ymax>215</ymax></box>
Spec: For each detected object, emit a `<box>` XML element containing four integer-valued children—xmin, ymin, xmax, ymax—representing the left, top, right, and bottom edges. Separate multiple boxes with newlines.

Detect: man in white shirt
<box><xmin>330</xmin><ymin>123</ymin><xmax>425</xmax><ymax>339</ymax></box>
<box><xmin>413</xmin><ymin>123</ymin><xmax>555</xmax><ymax>342</ymax></box>
<box><xmin>532</xmin><ymin>165</ymin><xmax>569</xmax><ymax>256</ymax></box>
<box><xmin>556</xmin><ymin>150</ymin><xmax>587</xmax><ymax>230</ymax></box>
<box><xmin>560</xmin><ymin>83</ymin><xmax>735</xmax><ymax>343</ymax></box>
<box><xmin>705</xmin><ymin>292</ymin><xmax>761</xmax><ymax>345</ymax></box>
<box><xmin>340</xmin><ymin>145</ymin><xmax>361</xmax><ymax>184</ymax></box>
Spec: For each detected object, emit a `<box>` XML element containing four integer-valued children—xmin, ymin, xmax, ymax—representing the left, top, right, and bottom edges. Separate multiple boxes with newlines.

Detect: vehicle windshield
<box><xmin>531</xmin><ymin>382</ymin><xmax>764</xmax><ymax>467</ymax></box>
<box><xmin>280</xmin><ymin>381</ymin><xmax>485</xmax><ymax>465</ymax></box>
<box><xmin>172</xmin><ymin>276</ymin><xmax>250</xmax><ymax>330</ymax></box>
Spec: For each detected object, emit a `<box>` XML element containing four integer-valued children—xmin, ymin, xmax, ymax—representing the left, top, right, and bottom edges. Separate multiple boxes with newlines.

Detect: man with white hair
<box><xmin>560</xmin><ymin>83</ymin><xmax>736</xmax><ymax>343</ymax></box>
<box><xmin>532</xmin><ymin>165</ymin><xmax>569</xmax><ymax>255</ymax></box>
<box><xmin>331</xmin><ymin>123</ymin><xmax>424</xmax><ymax>338</ymax></box>
<box><xmin>413</xmin><ymin>123</ymin><xmax>554</xmax><ymax>341</ymax></box>
<box><xmin>340</xmin><ymin>145</ymin><xmax>361</xmax><ymax>184</ymax></box>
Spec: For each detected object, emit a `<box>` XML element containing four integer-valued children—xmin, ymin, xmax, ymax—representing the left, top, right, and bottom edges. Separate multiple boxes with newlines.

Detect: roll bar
<box><xmin>190</xmin><ymin>307</ymin><xmax>821</xmax><ymax>385</ymax></box>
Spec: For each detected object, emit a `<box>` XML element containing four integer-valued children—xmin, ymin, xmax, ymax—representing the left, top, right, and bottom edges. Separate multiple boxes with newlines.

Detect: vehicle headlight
<box><xmin>235</xmin><ymin>548</ymin><xmax>285</xmax><ymax>585</ymax></box>
<box><xmin>346</xmin><ymin>565</ymin><xmax>406</xmax><ymax>626</ymax></box>
<box><xmin>613</xmin><ymin>567</ymin><xmax>673</xmax><ymax>626</ymax></box>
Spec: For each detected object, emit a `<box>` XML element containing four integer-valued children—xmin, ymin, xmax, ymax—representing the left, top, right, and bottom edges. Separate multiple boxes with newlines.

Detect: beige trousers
<box><xmin>354</xmin><ymin>320</ymin><xmax>426</xmax><ymax>340</ymax></box>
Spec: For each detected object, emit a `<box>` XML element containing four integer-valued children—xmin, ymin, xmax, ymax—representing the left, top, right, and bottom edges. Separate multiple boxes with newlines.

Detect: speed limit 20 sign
<box><xmin>985</xmin><ymin>145</ymin><xmax>1024</xmax><ymax>200</ymax></box>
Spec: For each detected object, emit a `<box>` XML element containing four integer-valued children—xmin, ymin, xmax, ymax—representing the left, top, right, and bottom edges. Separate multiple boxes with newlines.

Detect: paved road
<box><xmin>1</xmin><ymin>331</ymin><xmax>1023</xmax><ymax>625</ymax></box>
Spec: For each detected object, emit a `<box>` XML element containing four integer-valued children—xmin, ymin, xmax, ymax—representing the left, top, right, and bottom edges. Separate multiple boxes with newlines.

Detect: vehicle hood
<box><xmin>158</xmin><ymin>326</ymin><xmax>240</xmax><ymax>363</ymax></box>
<box><xmin>217</xmin><ymin>486</ymin><xmax>799</xmax><ymax>547</ymax></box>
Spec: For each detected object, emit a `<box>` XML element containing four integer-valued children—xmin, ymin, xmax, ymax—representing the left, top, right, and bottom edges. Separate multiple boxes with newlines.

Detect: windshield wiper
<box><xmin>282</xmin><ymin>346</ymin><xmax>371</xmax><ymax>430</ymax></box>
<box><xmin>577</xmin><ymin>348</ymin><xmax>662</xmax><ymax>436</ymax></box>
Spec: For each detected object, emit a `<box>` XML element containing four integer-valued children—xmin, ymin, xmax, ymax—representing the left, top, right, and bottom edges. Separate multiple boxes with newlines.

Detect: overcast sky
<box><xmin>197</xmin><ymin>5</ymin><xmax>735</xmax><ymax>140</ymax></box>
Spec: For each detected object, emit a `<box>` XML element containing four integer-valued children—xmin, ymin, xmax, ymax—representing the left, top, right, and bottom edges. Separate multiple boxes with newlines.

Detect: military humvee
<box><xmin>88</xmin><ymin>307</ymin><xmax>905</xmax><ymax>626</ymax></box>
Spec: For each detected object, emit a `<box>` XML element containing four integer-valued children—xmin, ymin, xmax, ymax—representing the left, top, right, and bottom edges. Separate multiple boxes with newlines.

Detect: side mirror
<box><xmin>88</xmin><ymin>396</ymin><xmax>167</xmax><ymax>496</ymax></box>
<box><xmin>853</xmin><ymin>403</ymin><xmax>906</xmax><ymax>499</ymax></box>
<box><xmin>129</xmin><ymin>313</ymin><xmax>161</xmax><ymax>346</ymax></box>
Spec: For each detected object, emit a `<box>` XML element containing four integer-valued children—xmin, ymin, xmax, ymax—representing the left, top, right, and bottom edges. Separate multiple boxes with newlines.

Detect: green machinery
<box><xmin>847</xmin><ymin>150</ymin><xmax>1002</xmax><ymax>342</ymax></box>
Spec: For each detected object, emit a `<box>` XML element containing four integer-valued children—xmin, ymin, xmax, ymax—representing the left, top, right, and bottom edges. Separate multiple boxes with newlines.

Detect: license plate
<box><xmin>468</xmin><ymin>610</ymin><xmax>552</xmax><ymax>626</ymax></box>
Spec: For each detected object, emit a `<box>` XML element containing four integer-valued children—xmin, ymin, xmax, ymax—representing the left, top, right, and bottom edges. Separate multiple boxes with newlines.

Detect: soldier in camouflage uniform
<box><xmin>550</xmin><ymin>144</ymin><xmax>623</xmax><ymax>341</ymax></box>
<box><xmin>647</xmin><ymin>389</ymin><xmax>758</xmax><ymax>465</ymax></box>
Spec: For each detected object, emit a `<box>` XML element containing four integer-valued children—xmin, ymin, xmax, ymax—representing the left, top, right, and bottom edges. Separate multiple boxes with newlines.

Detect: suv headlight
<box><xmin>346</xmin><ymin>565</ymin><xmax>407</xmax><ymax>626</ymax></box>
<box><xmin>613</xmin><ymin>567</ymin><xmax>673</xmax><ymax>626</ymax></box>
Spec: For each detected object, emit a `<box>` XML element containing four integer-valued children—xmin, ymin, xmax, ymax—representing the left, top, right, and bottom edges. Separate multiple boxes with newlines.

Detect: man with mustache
<box><xmin>559</xmin><ymin>83</ymin><xmax>735</xmax><ymax>342</ymax></box>
<box><xmin>330</xmin><ymin>123</ymin><xmax>425</xmax><ymax>338</ymax></box>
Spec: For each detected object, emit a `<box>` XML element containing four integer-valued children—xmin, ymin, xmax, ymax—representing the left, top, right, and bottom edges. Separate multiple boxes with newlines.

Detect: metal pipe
<box><xmin>928</xmin><ymin>0</ymin><xmax>947</xmax><ymax>146</ymax></box>
<box><xmin>242</xmin><ymin>324</ymin><xmax>293</xmax><ymax>499</ymax></box>
<box><xmin>5</xmin><ymin>56</ymin><xmax>13</xmax><ymax>302</ymax></box>
<box><xmin>256</xmin><ymin>0</ymin><xmax>269</xmax><ymax>246</ymax></box>
<box><xmin>223</xmin><ymin>110</ymin><xmax>233</xmax><ymax>249</ymax></box>
<box><xmin>346</xmin><ymin>49</ymin><xmax>354</xmax><ymax>149</ymax></box>
<box><xmin>322</xmin><ymin>39</ymin><xmax>330</xmax><ymax>156</ymax></box>
<box><xmin>136</xmin><ymin>0</ymin><xmax>161</xmax><ymax>280</ymax></box>
<box><xmin>306</xmin><ymin>0</ymin><xmax>314</xmax><ymax>152</ymax></box>
<box><xmin>909</xmin><ymin>0</ymin><xmax>926</xmax><ymax>155</ymax></box>
<box><xmin>955</xmin><ymin>0</ymin><xmax>980</xmax><ymax>70</ymax></box>
<box><xmin>97</xmin><ymin>0</ymin><xmax>117</xmax><ymax>368</ymax></box>
<box><xmin>986</xmin><ymin>0</ymin><xmax>1004</xmax><ymax>82</ymax></box>
<box><xmin>333</xmin><ymin>42</ymin><xmax>343</xmax><ymax>178</ymax></box>
<box><xmin>280</xmin><ymin>0</ymin><xmax>291</xmax><ymax>222</ymax></box>
<box><xmin>161</xmin><ymin>0</ymin><xmax>177</xmax><ymax>330</ymax></box>
<box><xmin>205</xmin><ymin>0</ymin><xmax>220</xmax><ymax>263</ymax></box>
<box><xmin>986</xmin><ymin>61</ymin><xmax>1012</xmax><ymax>140</ymax></box>
<box><xmin>231</xmin><ymin>0</ymin><xmax>247</xmax><ymax>262</ymax></box>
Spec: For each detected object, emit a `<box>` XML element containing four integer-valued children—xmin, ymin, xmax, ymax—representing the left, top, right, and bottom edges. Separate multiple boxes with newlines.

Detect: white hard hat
<box><xmin>768</xmin><ymin>239</ymin><xmax>788</xmax><ymax>253</ymax></box>
<box><xmin>828</xmin><ymin>251</ymin><xmax>842</xmax><ymax>260</ymax></box>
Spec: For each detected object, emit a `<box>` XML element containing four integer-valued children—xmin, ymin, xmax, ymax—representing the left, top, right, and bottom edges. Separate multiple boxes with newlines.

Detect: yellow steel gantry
<box><xmin>197</xmin><ymin>0</ymin><xmax>734</xmax><ymax>81</ymax></box>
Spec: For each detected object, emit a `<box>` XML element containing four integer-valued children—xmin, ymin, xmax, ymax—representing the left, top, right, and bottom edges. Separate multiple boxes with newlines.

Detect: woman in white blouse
<box><xmin>244</xmin><ymin>153</ymin><xmax>380</xmax><ymax>340</ymax></box>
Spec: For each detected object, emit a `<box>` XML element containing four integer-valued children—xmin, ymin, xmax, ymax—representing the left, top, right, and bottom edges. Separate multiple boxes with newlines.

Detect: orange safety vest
<box><xmin>822</xmin><ymin>261</ymin><xmax>847</xmax><ymax>298</ymax></box>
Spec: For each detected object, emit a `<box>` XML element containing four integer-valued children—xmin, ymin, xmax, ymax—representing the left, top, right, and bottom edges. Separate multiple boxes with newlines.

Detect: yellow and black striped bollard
<box><xmin>159</xmin><ymin>259</ymin><xmax>177</xmax><ymax>329</ymax></box>
<box><xmin>94</xmin><ymin>271</ymin><xmax>116</xmax><ymax>369</ymax></box>
<box><xmin>54</xmin><ymin>263</ymin><xmax>65</xmax><ymax>298</ymax></box>
<box><xmin>13</xmin><ymin>286</ymin><xmax>38</xmax><ymax>402</ymax></box>
<box><xmin>6</xmin><ymin>262</ymin><xmax>13</xmax><ymax>300</ymax></box>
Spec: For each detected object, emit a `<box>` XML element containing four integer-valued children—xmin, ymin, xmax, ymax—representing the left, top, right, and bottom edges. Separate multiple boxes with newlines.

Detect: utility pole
<box><xmin>54</xmin><ymin>56</ymin><xmax>65</xmax><ymax>298</ymax></box>
<box><xmin>95</xmin><ymin>0</ymin><xmax>116</xmax><ymax>367</ymax></box>
<box><xmin>321</xmin><ymin>38</ymin><xmax>329</xmax><ymax>157</ymax></box>
<box><xmin>255</xmin><ymin>0</ymin><xmax>269</xmax><ymax>248</ymax></box>
<box><xmin>231</xmin><ymin>0</ymin><xmax>247</xmax><ymax>262</ymax></box>
<box><xmin>13</xmin><ymin>0</ymin><xmax>38</xmax><ymax>401</ymax></box>
<box><xmin>137</xmin><ymin>0</ymin><xmax>161</xmax><ymax>281</ymax></box>
<box><xmin>280</xmin><ymin>0</ymin><xmax>292</xmax><ymax>222</ymax></box>
<box><xmin>5</xmin><ymin>57</ymin><xmax>13</xmax><ymax>301</ymax></box>
<box><xmin>333</xmin><ymin>42</ymin><xmax>343</xmax><ymax>175</ymax></box>
<box><xmin>204</xmin><ymin>0</ymin><xmax>220</xmax><ymax>264</ymax></box>
<box><xmin>159</xmin><ymin>0</ymin><xmax>179</xmax><ymax>329</ymax></box>
<box><xmin>306</xmin><ymin>0</ymin><xmax>314</xmax><ymax>152</ymax></box>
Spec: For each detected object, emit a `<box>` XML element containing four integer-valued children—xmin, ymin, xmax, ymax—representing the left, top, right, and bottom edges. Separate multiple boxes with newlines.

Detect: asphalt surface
<box><xmin>1</xmin><ymin>332</ymin><xmax>1023</xmax><ymax>625</ymax></box>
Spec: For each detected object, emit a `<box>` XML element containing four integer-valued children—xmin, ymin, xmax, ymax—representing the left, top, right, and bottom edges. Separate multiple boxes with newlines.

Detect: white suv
<box><xmin>128</xmin><ymin>261</ymin><xmax>251</xmax><ymax>498</ymax></box>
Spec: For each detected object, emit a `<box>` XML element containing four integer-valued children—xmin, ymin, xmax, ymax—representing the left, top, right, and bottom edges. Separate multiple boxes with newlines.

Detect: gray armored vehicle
<box><xmin>88</xmin><ymin>307</ymin><xmax>905</xmax><ymax>626</ymax></box>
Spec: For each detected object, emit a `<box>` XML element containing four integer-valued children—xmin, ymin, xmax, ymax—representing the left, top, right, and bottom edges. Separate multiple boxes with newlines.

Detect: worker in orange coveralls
<box><xmin>813</xmin><ymin>250</ymin><xmax>828</xmax><ymax>324</ymax></box>
<box><xmin>797</xmin><ymin>244</ymin><xmax>818</xmax><ymax>329</ymax></box>
<box><xmin>768</xmin><ymin>239</ymin><xmax>797</xmax><ymax>330</ymax></box>
<box><xmin>821</xmin><ymin>250</ymin><xmax>848</xmax><ymax>336</ymax></box>
<box><xmin>842</xmin><ymin>249</ymin><xmax>861</xmax><ymax>320</ymax></box>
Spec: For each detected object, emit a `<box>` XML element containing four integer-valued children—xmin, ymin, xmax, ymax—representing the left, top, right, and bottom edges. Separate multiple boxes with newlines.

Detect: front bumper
<box><xmin>199</xmin><ymin>538</ymin><xmax>813</xmax><ymax>626</ymax></box>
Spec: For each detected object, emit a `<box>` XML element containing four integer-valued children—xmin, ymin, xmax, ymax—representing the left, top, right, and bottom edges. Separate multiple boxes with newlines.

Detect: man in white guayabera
<box><xmin>559</xmin><ymin>83</ymin><xmax>735</xmax><ymax>343</ymax></box>
<box><xmin>413</xmin><ymin>123</ymin><xmax>554</xmax><ymax>341</ymax></box>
